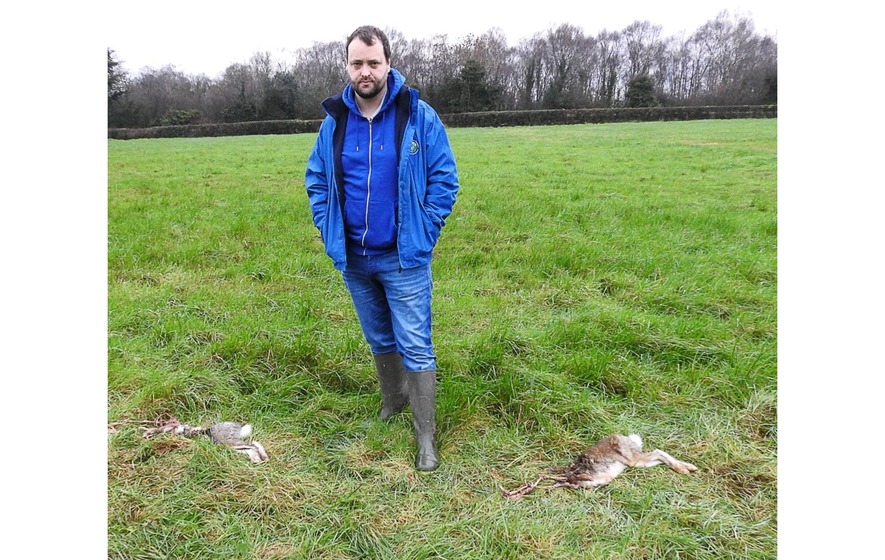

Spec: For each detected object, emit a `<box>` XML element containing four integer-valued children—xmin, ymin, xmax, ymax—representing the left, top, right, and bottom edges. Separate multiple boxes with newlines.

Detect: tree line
<box><xmin>108</xmin><ymin>11</ymin><xmax>776</xmax><ymax>129</ymax></box>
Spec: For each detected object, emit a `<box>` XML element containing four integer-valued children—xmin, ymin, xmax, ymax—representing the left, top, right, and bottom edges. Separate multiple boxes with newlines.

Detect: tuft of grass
<box><xmin>109</xmin><ymin>119</ymin><xmax>776</xmax><ymax>559</ymax></box>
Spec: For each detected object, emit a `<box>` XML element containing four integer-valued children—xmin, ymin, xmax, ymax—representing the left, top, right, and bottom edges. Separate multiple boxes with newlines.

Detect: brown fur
<box><xmin>500</xmin><ymin>434</ymin><xmax>698</xmax><ymax>500</ymax></box>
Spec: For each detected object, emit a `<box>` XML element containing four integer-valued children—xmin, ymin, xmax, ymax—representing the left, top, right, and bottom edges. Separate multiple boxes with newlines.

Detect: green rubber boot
<box><xmin>407</xmin><ymin>370</ymin><xmax>439</xmax><ymax>472</ymax></box>
<box><xmin>374</xmin><ymin>352</ymin><xmax>408</xmax><ymax>421</ymax></box>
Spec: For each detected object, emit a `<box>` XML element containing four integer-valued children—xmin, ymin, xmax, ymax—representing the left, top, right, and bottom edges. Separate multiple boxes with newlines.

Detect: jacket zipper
<box><xmin>360</xmin><ymin>116</ymin><xmax>373</xmax><ymax>255</ymax></box>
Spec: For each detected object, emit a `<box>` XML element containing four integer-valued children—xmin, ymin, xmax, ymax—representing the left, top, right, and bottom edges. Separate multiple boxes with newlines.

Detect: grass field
<box><xmin>108</xmin><ymin>118</ymin><xmax>777</xmax><ymax>559</ymax></box>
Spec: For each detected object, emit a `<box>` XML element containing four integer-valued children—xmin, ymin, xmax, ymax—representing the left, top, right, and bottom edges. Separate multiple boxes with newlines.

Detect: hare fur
<box><xmin>558</xmin><ymin>434</ymin><xmax>697</xmax><ymax>488</ymax></box>
<box><xmin>500</xmin><ymin>433</ymin><xmax>698</xmax><ymax>499</ymax></box>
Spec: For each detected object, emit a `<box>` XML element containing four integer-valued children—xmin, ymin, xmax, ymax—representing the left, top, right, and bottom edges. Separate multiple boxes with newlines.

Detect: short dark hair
<box><xmin>346</xmin><ymin>25</ymin><xmax>391</xmax><ymax>62</ymax></box>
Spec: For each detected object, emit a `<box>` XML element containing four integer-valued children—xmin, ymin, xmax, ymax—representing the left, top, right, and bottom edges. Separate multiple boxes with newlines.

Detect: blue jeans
<box><xmin>342</xmin><ymin>249</ymin><xmax>436</xmax><ymax>372</ymax></box>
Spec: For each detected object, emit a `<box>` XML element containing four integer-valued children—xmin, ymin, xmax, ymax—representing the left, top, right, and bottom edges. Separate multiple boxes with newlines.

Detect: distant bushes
<box><xmin>441</xmin><ymin>105</ymin><xmax>777</xmax><ymax>128</ymax></box>
<box><xmin>107</xmin><ymin>105</ymin><xmax>776</xmax><ymax>140</ymax></box>
<box><xmin>108</xmin><ymin>119</ymin><xmax>323</xmax><ymax>140</ymax></box>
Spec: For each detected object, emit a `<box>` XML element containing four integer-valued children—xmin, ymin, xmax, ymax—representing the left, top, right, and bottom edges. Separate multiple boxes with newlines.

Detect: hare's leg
<box><xmin>251</xmin><ymin>441</ymin><xmax>268</xmax><ymax>461</ymax></box>
<box><xmin>550</xmin><ymin>479</ymin><xmax>586</xmax><ymax>489</ymax></box>
<box><xmin>632</xmin><ymin>449</ymin><xmax>698</xmax><ymax>474</ymax></box>
<box><xmin>231</xmin><ymin>443</ymin><xmax>268</xmax><ymax>463</ymax></box>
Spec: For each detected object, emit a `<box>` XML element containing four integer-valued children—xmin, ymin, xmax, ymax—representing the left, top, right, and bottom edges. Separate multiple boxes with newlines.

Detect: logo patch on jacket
<box><xmin>409</xmin><ymin>139</ymin><xmax>420</xmax><ymax>155</ymax></box>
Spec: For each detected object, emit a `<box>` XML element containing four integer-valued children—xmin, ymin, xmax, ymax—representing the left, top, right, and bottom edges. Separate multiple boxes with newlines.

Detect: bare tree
<box><xmin>656</xmin><ymin>34</ymin><xmax>691</xmax><ymax>103</ymax></box>
<box><xmin>120</xmin><ymin>65</ymin><xmax>208</xmax><ymax>126</ymax></box>
<box><xmin>689</xmin><ymin>11</ymin><xmax>767</xmax><ymax>103</ymax></box>
<box><xmin>453</xmin><ymin>29</ymin><xmax>515</xmax><ymax>109</ymax></box>
<box><xmin>109</xmin><ymin>16</ymin><xmax>776</xmax><ymax>127</ymax></box>
<box><xmin>290</xmin><ymin>41</ymin><xmax>346</xmax><ymax>118</ymax></box>
<box><xmin>392</xmin><ymin>35</ymin><xmax>435</xmax><ymax>89</ymax></box>
<box><xmin>539</xmin><ymin>24</ymin><xmax>588</xmax><ymax>108</ymax></box>
<box><xmin>622</xmin><ymin>21</ymin><xmax>665</xmax><ymax>81</ymax></box>
<box><xmin>426</xmin><ymin>34</ymin><xmax>460</xmax><ymax>106</ymax></box>
<box><xmin>595</xmin><ymin>30</ymin><xmax>623</xmax><ymax>106</ymax></box>
<box><xmin>513</xmin><ymin>35</ymin><xmax>545</xmax><ymax>109</ymax></box>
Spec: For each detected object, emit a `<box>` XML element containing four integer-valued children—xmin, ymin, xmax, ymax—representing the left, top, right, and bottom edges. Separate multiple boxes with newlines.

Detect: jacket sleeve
<box><xmin>422</xmin><ymin>109</ymin><xmax>459</xmax><ymax>232</ymax></box>
<box><xmin>304</xmin><ymin>121</ymin><xmax>331</xmax><ymax>231</ymax></box>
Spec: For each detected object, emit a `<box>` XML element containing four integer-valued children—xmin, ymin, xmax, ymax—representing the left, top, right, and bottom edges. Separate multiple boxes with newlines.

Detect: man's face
<box><xmin>347</xmin><ymin>38</ymin><xmax>390</xmax><ymax>100</ymax></box>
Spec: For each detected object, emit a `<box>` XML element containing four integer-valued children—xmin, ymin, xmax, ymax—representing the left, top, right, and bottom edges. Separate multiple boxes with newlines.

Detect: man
<box><xmin>304</xmin><ymin>25</ymin><xmax>460</xmax><ymax>472</ymax></box>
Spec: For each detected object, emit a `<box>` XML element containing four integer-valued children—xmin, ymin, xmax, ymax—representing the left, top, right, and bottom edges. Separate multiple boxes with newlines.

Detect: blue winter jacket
<box><xmin>305</xmin><ymin>68</ymin><xmax>460</xmax><ymax>271</ymax></box>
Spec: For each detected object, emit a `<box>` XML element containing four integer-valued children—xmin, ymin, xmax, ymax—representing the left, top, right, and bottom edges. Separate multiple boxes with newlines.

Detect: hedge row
<box><xmin>107</xmin><ymin>118</ymin><xmax>323</xmax><ymax>140</ymax></box>
<box><xmin>107</xmin><ymin>105</ymin><xmax>776</xmax><ymax>140</ymax></box>
<box><xmin>440</xmin><ymin>105</ymin><xmax>777</xmax><ymax>128</ymax></box>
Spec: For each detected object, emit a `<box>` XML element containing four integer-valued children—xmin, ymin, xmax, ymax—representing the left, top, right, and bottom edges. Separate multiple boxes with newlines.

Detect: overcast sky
<box><xmin>108</xmin><ymin>0</ymin><xmax>780</xmax><ymax>77</ymax></box>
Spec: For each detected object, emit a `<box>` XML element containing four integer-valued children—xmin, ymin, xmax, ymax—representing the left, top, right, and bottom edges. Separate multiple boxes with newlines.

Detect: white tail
<box><xmin>239</xmin><ymin>424</ymin><xmax>253</xmax><ymax>438</ymax></box>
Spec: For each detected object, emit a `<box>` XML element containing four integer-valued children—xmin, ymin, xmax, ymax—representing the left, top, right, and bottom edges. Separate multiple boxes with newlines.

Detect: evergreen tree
<box><xmin>625</xmin><ymin>74</ymin><xmax>658</xmax><ymax>107</ymax></box>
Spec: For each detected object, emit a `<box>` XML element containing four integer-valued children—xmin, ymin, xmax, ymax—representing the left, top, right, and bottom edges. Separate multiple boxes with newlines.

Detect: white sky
<box><xmin>107</xmin><ymin>0</ymin><xmax>780</xmax><ymax>77</ymax></box>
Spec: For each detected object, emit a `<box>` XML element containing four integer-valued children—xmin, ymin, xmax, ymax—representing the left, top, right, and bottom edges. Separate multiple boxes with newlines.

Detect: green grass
<box><xmin>108</xmin><ymin>119</ymin><xmax>777</xmax><ymax>559</ymax></box>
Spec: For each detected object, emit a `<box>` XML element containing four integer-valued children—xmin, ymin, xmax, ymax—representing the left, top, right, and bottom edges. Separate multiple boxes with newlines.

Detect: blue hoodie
<box><xmin>340</xmin><ymin>70</ymin><xmax>401</xmax><ymax>255</ymax></box>
<box><xmin>305</xmin><ymin>68</ymin><xmax>460</xmax><ymax>271</ymax></box>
